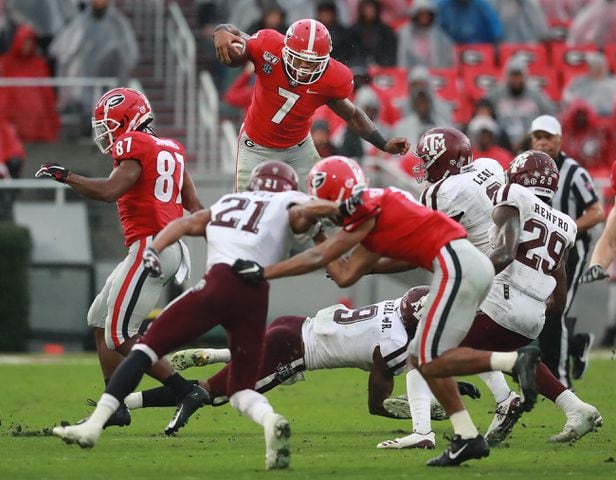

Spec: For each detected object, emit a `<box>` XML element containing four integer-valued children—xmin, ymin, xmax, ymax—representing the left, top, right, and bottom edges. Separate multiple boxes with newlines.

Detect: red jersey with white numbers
<box><xmin>112</xmin><ymin>131</ymin><xmax>185</xmax><ymax>246</ymax></box>
<box><xmin>343</xmin><ymin>187</ymin><xmax>467</xmax><ymax>271</ymax></box>
<box><xmin>244</xmin><ymin>29</ymin><xmax>354</xmax><ymax>148</ymax></box>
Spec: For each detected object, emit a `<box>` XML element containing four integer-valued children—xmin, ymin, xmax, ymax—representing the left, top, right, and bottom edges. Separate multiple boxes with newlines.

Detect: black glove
<box><xmin>338</xmin><ymin>190</ymin><xmax>364</xmax><ymax>218</ymax></box>
<box><xmin>232</xmin><ymin>259</ymin><xmax>264</xmax><ymax>283</ymax></box>
<box><xmin>579</xmin><ymin>264</ymin><xmax>608</xmax><ymax>284</ymax></box>
<box><xmin>457</xmin><ymin>381</ymin><xmax>481</xmax><ymax>400</ymax></box>
<box><xmin>143</xmin><ymin>247</ymin><xmax>163</xmax><ymax>277</ymax></box>
<box><xmin>35</xmin><ymin>162</ymin><xmax>70</xmax><ymax>183</ymax></box>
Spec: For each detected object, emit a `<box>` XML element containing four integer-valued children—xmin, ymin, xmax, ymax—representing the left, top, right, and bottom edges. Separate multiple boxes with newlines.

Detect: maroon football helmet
<box><xmin>413</xmin><ymin>127</ymin><xmax>473</xmax><ymax>183</ymax></box>
<box><xmin>507</xmin><ymin>150</ymin><xmax>559</xmax><ymax>201</ymax></box>
<box><xmin>247</xmin><ymin>160</ymin><xmax>299</xmax><ymax>192</ymax></box>
<box><xmin>399</xmin><ymin>285</ymin><xmax>430</xmax><ymax>336</ymax></box>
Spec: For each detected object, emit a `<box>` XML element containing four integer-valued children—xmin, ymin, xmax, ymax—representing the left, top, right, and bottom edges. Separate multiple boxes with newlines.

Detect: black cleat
<box><xmin>485</xmin><ymin>392</ymin><xmax>523</xmax><ymax>446</ymax></box>
<box><xmin>427</xmin><ymin>434</ymin><xmax>490</xmax><ymax>466</ymax></box>
<box><xmin>511</xmin><ymin>346</ymin><xmax>540</xmax><ymax>412</ymax></box>
<box><xmin>571</xmin><ymin>333</ymin><xmax>594</xmax><ymax>380</ymax></box>
<box><xmin>78</xmin><ymin>400</ymin><xmax>131</xmax><ymax>429</ymax></box>
<box><xmin>165</xmin><ymin>385</ymin><xmax>210</xmax><ymax>436</ymax></box>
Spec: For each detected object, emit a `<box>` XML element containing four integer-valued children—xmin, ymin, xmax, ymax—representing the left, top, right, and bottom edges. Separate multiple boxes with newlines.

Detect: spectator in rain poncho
<box><xmin>487</xmin><ymin>56</ymin><xmax>555</xmax><ymax>152</ymax></box>
<box><xmin>396</xmin><ymin>65</ymin><xmax>453</xmax><ymax>126</ymax></box>
<box><xmin>0</xmin><ymin>24</ymin><xmax>60</xmax><ymax>142</ymax></box>
<box><xmin>559</xmin><ymin>99</ymin><xmax>615</xmax><ymax>171</ymax></box>
<box><xmin>467</xmin><ymin>114</ymin><xmax>513</xmax><ymax>170</ymax></box>
<box><xmin>49</xmin><ymin>0</ymin><xmax>138</xmax><ymax>116</ymax></box>
<box><xmin>567</xmin><ymin>0</ymin><xmax>616</xmax><ymax>48</ymax></box>
<box><xmin>396</xmin><ymin>0</ymin><xmax>455</xmax><ymax>69</ymax></box>
<box><xmin>5</xmin><ymin>0</ymin><xmax>77</xmax><ymax>55</ymax></box>
<box><xmin>488</xmin><ymin>0</ymin><xmax>549</xmax><ymax>43</ymax></box>
<box><xmin>436</xmin><ymin>0</ymin><xmax>503</xmax><ymax>45</ymax></box>
<box><xmin>562</xmin><ymin>52</ymin><xmax>616</xmax><ymax>118</ymax></box>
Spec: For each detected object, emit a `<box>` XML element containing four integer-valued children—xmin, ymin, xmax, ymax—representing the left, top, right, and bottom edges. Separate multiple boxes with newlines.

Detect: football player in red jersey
<box><xmin>233</xmin><ymin>156</ymin><xmax>543</xmax><ymax>466</ymax></box>
<box><xmin>35</xmin><ymin>87</ymin><xmax>203</xmax><ymax>428</ymax></box>
<box><xmin>212</xmin><ymin>18</ymin><xmax>410</xmax><ymax>191</ymax></box>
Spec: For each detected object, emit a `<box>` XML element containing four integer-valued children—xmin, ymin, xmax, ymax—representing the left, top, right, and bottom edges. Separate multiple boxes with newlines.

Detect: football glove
<box><xmin>35</xmin><ymin>162</ymin><xmax>70</xmax><ymax>183</ymax></box>
<box><xmin>579</xmin><ymin>264</ymin><xmax>608</xmax><ymax>284</ymax></box>
<box><xmin>232</xmin><ymin>259</ymin><xmax>264</xmax><ymax>283</ymax></box>
<box><xmin>457</xmin><ymin>381</ymin><xmax>481</xmax><ymax>400</ymax></box>
<box><xmin>143</xmin><ymin>247</ymin><xmax>163</xmax><ymax>277</ymax></box>
<box><xmin>338</xmin><ymin>191</ymin><xmax>364</xmax><ymax>219</ymax></box>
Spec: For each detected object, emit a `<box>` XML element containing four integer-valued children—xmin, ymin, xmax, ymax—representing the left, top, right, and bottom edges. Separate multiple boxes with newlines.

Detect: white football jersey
<box><xmin>490</xmin><ymin>183</ymin><xmax>577</xmax><ymax>301</ymax></box>
<box><xmin>420</xmin><ymin>158</ymin><xmax>505</xmax><ymax>255</ymax></box>
<box><xmin>206</xmin><ymin>190</ymin><xmax>310</xmax><ymax>270</ymax></box>
<box><xmin>301</xmin><ymin>298</ymin><xmax>409</xmax><ymax>375</ymax></box>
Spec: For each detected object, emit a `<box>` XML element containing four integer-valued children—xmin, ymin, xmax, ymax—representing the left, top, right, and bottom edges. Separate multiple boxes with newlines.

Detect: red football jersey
<box><xmin>112</xmin><ymin>131</ymin><xmax>185</xmax><ymax>246</ymax></box>
<box><xmin>343</xmin><ymin>188</ymin><xmax>467</xmax><ymax>271</ymax></box>
<box><xmin>244</xmin><ymin>29</ymin><xmax>354</xmax><ymax>148</ymax></box>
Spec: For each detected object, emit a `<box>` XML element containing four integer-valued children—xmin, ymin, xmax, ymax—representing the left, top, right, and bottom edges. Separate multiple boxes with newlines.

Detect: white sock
<box><xmin>124</xmin><ymin>392</ymin><xmax>143</xmax><ymax>410</ymax></box>
<box><xmin>555</xmin><ymin>390</ymin><xmax>584</xmax><ymax>415</ymax></box>
<box><xmin>490</xmin><ymin>352</ymin><xmax>518</xmax><ymax>373</ymax></box>
<box><xmin>210</xmin><ymin>348</ymin><xmax>231</xmax><ymax>364</ymax></box>
<box><xmin>479</xmin><ymin>371</ymin><xmax>511</xmax><ymax>404</ymax></box>
<box><xmin>229</xmin><ymin>389</ymin><xmax>274</xmax><ymax>426</ymax></box>
<box><xmin>88</xmin><ymin>393</ymin><xmax>120</xmax><ymax>429</ymax></box>
<box><xmin>449</xmin><ymin>410</ymin><xmax>479</xmax><ymax>439</ymax></box>
<box><xmin>407</xmin><ymin>369</ymin><xmax>432</xmax><ymax>435</ymax></box>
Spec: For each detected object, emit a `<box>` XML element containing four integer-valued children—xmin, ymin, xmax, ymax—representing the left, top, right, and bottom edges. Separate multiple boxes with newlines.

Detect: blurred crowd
<box><xmin>205</xmin><ymin>0</ymin><xmax>616</xmax><ymax>181</ymax></box>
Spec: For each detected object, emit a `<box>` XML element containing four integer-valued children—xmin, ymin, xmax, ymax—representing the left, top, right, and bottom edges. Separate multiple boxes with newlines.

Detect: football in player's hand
<box><xmin>227</xmin><ymin>40</ymin><xmax>246</xmax><ymax>66</ymax></box>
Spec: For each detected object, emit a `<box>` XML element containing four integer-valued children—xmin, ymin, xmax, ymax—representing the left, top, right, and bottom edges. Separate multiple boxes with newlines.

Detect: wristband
<box><xmin>366</xmin><ymin>130</ymin><xmax>387</xmax><ymax>151</ymax></box>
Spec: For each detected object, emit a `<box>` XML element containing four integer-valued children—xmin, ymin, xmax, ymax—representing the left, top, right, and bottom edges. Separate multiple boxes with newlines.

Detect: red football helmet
<box><xmin>307</xmin><ymin>156</ymin><xmax>367</xmax><ymax>202</ymax></box>
<box><xmin>282</xmin><ymin>19</ymin><xmax>332</xmax><ymax>85</ymax></box>
<box><xmin>507</xmin><ymin>150</ymin><xmax>559</xmax><ymax>201</ymax></box>
<box><xmin>247</xmin><ymin>160</ymin><xmax>299</xmax><ymax>192</ymax></box>
<box><xmin>399</xmin><ymin>285</ymin><xmax>430</xmax><ymax>336</ymax></box>
<box><xmin>92</xmin><ymin>87</ymin><xmax>153</xmax><ymax>154</ymax></box>
<box><xmin>413</xmin><ymin>127</ymin><xmax>473</xmax><ymax>183</ymax></box>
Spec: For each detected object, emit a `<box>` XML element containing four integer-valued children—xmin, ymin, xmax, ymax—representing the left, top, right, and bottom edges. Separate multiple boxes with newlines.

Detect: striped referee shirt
<box><xmin>552</xmin><ymin>151</ymin><xmax>599</xmax><ymax>244</ymax></box>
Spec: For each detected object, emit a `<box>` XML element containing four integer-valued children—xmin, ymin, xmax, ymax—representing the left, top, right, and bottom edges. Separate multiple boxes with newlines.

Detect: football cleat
<box><xmin>485</xmin><ymin>391</ymin><xmax>523</xmax><ymax>446</ymax></box>
<box><xmin>263</xmin><ymin>413</ymin><xmax>291</xmax><ymax>469</ymax></box>
<box><xmin>52</xmin><ymin>422</ymin><xmax>102</xmax><ymax>448</ymax></box>
<box><xmin>427</xmin><ymin>434</ymin><xmax>490</xmax><ymax>467</ymax></box>
<box><xmin>170</xmin><ymin>349</ymin><xmax>225</xmax><ymax>371</ymax></box>
<box><xmin>165</xmin><ymin>385</ymin><xmax>210</xmax><ymax>435</ymax></box>
<box><xmin>79</xmin><ymin>399</ymin><xmax>132</xmax><ymax>429</ymax></box>
<box><xmin>511</xmin><ymin>346</ymin><xmax>541</xmax><ymax>412</ymax></box>
<box><xmin>549</xmin><ymin>404</ymin><xmax>603</xmax><ymax>443</ymax></box>
<box><xmin>382</xmin><ymin>394</ymin><xmax>448</xmax><ymax>420</ymax></box>
<box><xmin>377</xmin><ymin>431</ymin><xmax>435</xmax><ymax>449</ymax></box>
<box><xmin>570</xmin><ymin>333</ymin><xmax>594</xmax><ymax>380</ymax></box>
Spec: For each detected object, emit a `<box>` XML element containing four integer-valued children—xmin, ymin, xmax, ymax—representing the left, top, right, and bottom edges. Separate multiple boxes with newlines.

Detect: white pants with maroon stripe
<box><xmin>409</xmin><ymin>239</ymin><xmax>494</xmax><ymax>366</ymax></box>
<box><xmin>235</xmin><ymin>127</ymin><xmax>320</xmax><ymax>192</ymax></box>
<box><xmin>87</xmin><ymin>236</ymin><xmax>184</xmax><ymax>350</ymax></box>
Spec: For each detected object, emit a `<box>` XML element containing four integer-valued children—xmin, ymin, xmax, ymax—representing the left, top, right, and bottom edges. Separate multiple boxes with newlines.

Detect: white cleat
<box><xmin>550</xmin><ymin>404</ymin><xmax>603</xmax><ymax>443</ymax></box>
<box><xmin>170</xmin><ymin>348</ymin><xmax>228</xmax><ymax>371</ymax></box>
<box><xmin>52</xmin><ymin>422</ymin><xmax>102</xmax><ymax>448</ymax></box>
<box><xmin>377</xmin><ymin>431</ymin><xmax>436</xmax><ymax>449</ymax></box>
<box><xmin>263</xmin><ymin>413</ymin><xmax>291</xmax><ymax>470</ymax></box>
<box><xmin>485</xmin><ymin>391</ymin><xmax>523</xmax><ymax>446</ymax></box>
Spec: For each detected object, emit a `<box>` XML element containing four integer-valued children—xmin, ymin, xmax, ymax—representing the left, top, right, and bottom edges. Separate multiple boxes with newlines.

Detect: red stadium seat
<box><xmin>368</xmin><ymin>66</ymin><xmax>409</xmax><ymax>103</ymax></box>
<box><xmin>550</xmin><ymin>44</ymin><xmax>597</xmax><ymax>76</ymax></box>
<box><xmin>428</xmin><ymin>68</ymin><xmax>458</xmax><ymax>100</ymax></box>
<box><xmin>527</xmin><ymin>68</ymin><xmax>561</xmax><ymax>101</ymax></box>
<box><xmin>499</xmin><ymin>43</ymin><xmax>548</xmax><ymax>72</ymax></box>
<box><xmin>455</xmin><ymin>44</ymin><xmax>496</xmax><ymax>71</ymax></box>
<box><xmin>462</xmin><ymin>65</ymin><xmax>499</xmax><ymax>101</ymax></box>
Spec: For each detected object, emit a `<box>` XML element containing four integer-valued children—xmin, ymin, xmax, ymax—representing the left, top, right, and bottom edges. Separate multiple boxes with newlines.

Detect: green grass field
<box><xmin>1</xmin><ymin>353</ymin><xmax>615</xmax><ymax>480</ymax></box>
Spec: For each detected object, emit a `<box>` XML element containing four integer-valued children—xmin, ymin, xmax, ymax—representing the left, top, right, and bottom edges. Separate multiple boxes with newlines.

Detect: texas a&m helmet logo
<box><xmin>421</xmin><ymin>133</ymin><xmax>447</xmax><ymax>161</ymax></box>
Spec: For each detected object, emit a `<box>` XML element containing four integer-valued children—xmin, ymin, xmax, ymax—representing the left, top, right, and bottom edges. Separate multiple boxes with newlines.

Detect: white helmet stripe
<box><xmin>308</xmin><ymin>19</ymin><xmax>316</xmax><ymax>52</ymax></box>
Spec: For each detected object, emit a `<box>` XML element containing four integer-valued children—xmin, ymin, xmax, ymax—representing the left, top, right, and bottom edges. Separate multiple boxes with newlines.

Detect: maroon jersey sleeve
<box><xmin>343</xmin><ymin>190</ymin><xmax>382</xmax><ymax>232</ymax></box>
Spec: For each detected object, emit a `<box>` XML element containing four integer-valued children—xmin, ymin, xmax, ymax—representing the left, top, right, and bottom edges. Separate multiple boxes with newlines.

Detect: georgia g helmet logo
<box><xmin>311</xmin><ymin>171</ymin><xmax>326</xmax><ymax>190</ymax></box>
<box><xmin>421</xmin><ymin>133</ymin><xmax>447</xmax><ymax>160</ymax></box>
<box><xmin>98</xmin><ymin>93</ymin><xmax>125</xmax><ymax>110</ymax></box>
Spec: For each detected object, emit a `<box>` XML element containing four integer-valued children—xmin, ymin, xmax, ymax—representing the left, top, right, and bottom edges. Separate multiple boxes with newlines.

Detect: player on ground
<box><xmin>380</xmin><ymin>284</ymin><xmax>602</xmax><ymax>449</ymax></box>
<box><xmin>35</xmin><ymin>87</ymin><xmax>202</xmax><ymax>428</ymax></box>
<box><xmin>213</xmin><ymin>19</ymin><xmax>409</xmax><ymax>191</ymax></box>
<box><xmin>121</xmin><ymin>295</ymin><xmax>480</xmax><ymax>422</ymax></box>
<box><xmin>52</xmin><ymin>161</ymin><xmax>338</xmax><ymax>470</ymax></box>
<box><xmin>233</xmin><ymin>155</ymin><xmax>541</xmax><ymax>467</ymax></box>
